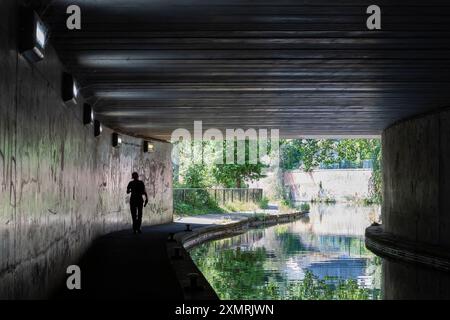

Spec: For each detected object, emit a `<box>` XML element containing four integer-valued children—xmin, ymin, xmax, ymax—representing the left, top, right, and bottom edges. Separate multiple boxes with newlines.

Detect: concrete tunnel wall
<box><xmin>382</xmin><ymin>108</ymin><xmax>450</xmax><ymax>249</ymax></box>
<box><xmin>0</xmin><ymin>0</ymin><xmax>173</xmax><ymax>299</ymax></box>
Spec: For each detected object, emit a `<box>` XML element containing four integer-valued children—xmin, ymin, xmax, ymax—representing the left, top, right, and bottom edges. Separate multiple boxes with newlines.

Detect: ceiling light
<box><xmin>83</xmin><ymin>103</ymin><xmax>94</xmax><ymax>125</ymax></box>
<box><xmin>112</xmin><ymin>133</ymin><xmax>122</xmax><ymax>148</ymax></box>
<box><xmin>62</xmin><ymin>72</ymin><xmax>78</xmax><ymax>104</ymax></box>
<box><xmin>143</xmin><ymin>141</ymin><xmax>154</xmax><ymax>153</ymax></box>
<box><xmin>19</xmin><ymin>7</ymin><xmax>47</xmax><ymax>63</ymax></box>
<box><xmin>94</xmin><ymin>120</ymin><xmax>102</xmax><ymax>137</ymax></box>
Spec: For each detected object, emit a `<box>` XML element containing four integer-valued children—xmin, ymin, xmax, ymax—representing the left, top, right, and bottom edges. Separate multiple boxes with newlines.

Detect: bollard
<box><xmin>185</xmin><ymin>224</ymin><xmax>192</xmax><ymax>232</ymax></box>
<box><xmin>172</xmin><ymin>246</ymin><xmax>183</xmax><ymax>260</ymax></box>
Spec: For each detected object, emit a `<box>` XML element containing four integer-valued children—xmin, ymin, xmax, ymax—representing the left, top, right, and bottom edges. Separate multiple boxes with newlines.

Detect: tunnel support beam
<box><xmin>366</xmin><ymin>108</ymin><xmax>450</xmax><ymax>270</ymax></box>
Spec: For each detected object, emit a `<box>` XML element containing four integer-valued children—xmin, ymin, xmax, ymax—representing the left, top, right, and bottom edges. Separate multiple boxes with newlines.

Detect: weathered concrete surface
<box><xmin>283</xmin><ymin>169</ymin><xmax>373</xmax><ymax>202</ymax></box>
<box><xmin>382</xmin><ymin>259</ymin><xmax>450</xmax><ymax>300</ymax></box>
<box><xmin>382</xmin><ymin>108</ymin><xmax>450</xmax><ymax>250</ymax></box>
<box><xmin>0</xmin><ymin>0</ymin><xmax>172</xmax><ymax>299</ymax></box>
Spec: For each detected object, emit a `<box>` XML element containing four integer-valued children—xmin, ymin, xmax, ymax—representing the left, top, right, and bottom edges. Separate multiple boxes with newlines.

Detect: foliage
<box><xmin>175</xmin><ymin>139</ymin><xmax>269</xmax><ymax>189</ymax></box>
<box><xmin>182</xmin><ymin>164</ymin><xmax>213</xmax><ymax>188</ymax></box>
<box><xmin>280</xmin><ymin>138</ymin><xmax>380</xmax><ymax>171</ymax></box>
<box><xmin>284</xmin><ymin>271</ymin><xmax>378</xmax><ymax>300</ymax></box>
<box><xmin>300</xmin><ymin>203</ymin><xmax>310</xmax><ymax>212</ymax></box>
<box><xmin>368</xmin><ymin>141</ymin><xmax>383</xmax><ymax>204</ymax></box>
<box><xmin>280</xmin><ymin>138</ymin><xmax>382</xmax><ymax>203</ymax></box>
<box><xmin>279</xmin><ymin>197</ymin><xmax>296</xmax><ymax>211</ymax></box>
<box><xmin>280</xmin><ymin>139</ymin><xmax>336</xmax><ymax>171</ymax></box>
<box><xmin>174</xmin><ymin>201</ymin><xmax>223</xmax><ymax>215</ymax></box>
<box><xmin>335</xmin><ymin>139</ymin><xmax>378</xmax><ymax>164</ymax></box>
<box><xmin>258</xmin><ymin>196</ymin><xmax>270</xmax><ymax>209</ymax></box>
<box><xmin>173</xmin><ymin>139</ymin><xmax>271</xmax><ymax>214</ymax></box>
<box><xmin>174</xmin><ymin>141</ymin><xmax>216</xmax><ymax>188</ymax></box>
<box><xmin>174</xmin><ymin>138</ymin><xmax>383</xmax><ymax>209</ymax></box>
<box><xmin>174</xmin><ymin>190</ymin><xmax>265</xmax><ymax>215</ymax></box>
<box><xmin>221</xmin><ymin>201</ymin><xmax>259</xmax><ymax>213</ymax></box>
<box><xmin>212</xmin><ymin>140</ymin><xmax>268</xmax><ymax>188</ymax></box>
<box><xmin>253</xmin><ymin>212</ymin><xmax>269</xmax><ymax>221</ymax></box>
<box><xmin>212</xmin><ymin>163</ymin><xmax>265</xmax><ymax>188</ymax></box>
<box><xmin>190</xmin><ymin>246</ymin><xmax>269</xmax><ymax>300</ymax></box>
<box><xmin>174</xmin><ymin>199</ymin><xmax>266</xmax><ymax>216</ymax></box>
<box><xmin>190</xmin><ymin>244</ymin><xmax>380</xmax><ymax>300</ymax></box>
<box><xmin>311</xmin><ymin>197</ymin><xmax>337</xmax><ymax>204</ymax></box>
<box><xmin>174</xmin><ymin>189</ymin><xmax>224</xmax><ymax>215</ymax></box>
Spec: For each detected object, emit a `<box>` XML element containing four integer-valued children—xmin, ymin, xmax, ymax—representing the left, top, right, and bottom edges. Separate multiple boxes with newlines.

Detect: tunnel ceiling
<box><xmin>40</xmin><ymin>0</ymin><xmax>450</xmax><ymax>140</ymax></box>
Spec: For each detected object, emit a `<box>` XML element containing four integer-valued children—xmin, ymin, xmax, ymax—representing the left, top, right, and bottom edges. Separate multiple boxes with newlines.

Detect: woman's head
<box><xmin>132</xmin><ymin>172</ymin><xmax>139</xmax><ymax>180</ymax></box>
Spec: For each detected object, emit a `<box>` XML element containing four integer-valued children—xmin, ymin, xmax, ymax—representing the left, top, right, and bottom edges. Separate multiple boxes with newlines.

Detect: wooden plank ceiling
<box><xmin>39</xmin><ymin>0</ymin><xmax>450</xmax><ymax>140</ymax></box>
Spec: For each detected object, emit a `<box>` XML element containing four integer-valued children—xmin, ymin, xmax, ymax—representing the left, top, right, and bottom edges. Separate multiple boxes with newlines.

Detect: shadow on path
<box><xmin>54</xmin><ymin>222</ymin><xmax>206</xmax><ymax>300</ymax></box>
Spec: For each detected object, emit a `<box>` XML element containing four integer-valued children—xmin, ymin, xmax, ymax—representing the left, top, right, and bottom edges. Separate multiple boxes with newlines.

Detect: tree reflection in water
<box><xmin>190</xmin><ymin>204</ymin><xmax>382</xmax><ymax>300</ymax></box>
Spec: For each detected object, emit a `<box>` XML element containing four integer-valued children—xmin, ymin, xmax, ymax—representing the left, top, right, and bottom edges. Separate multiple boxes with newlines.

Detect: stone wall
<box><xmin>0</xmin><ymin>0</ymin><xmax>173</xmax><ymax>299</ymax></box>
<box><xmin>282</xmin><ymin>169</ymin><xmax>373</xmax><ymax>202</ymax></box>
<box><xmin>382</xmin><ymin>108</ymin><xmax>450</xmax><ymax>249</ymax></box>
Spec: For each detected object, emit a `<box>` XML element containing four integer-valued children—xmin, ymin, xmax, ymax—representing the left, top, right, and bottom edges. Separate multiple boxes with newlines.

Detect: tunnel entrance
<box><xmin>173</xmin><ymin>137</ymin><xmax>384</xmax><ymax>299</ymax></box>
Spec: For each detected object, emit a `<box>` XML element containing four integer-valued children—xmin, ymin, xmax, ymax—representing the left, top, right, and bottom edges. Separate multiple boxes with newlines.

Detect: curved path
<box><xmin>54</xmin><ymin>212</ymin><xmax>270</xmax><ymax>300</ymax></box>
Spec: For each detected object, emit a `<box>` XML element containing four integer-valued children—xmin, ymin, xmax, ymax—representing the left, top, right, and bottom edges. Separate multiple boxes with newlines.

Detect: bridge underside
<box><xmin>40</xmin><ymin>0</ymin><xmax>450</xmax><ymax>139</ymax></box>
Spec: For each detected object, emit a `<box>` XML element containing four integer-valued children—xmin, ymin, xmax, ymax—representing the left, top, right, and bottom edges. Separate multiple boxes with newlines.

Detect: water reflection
<box><xmin>190</xmin><ymin>203</ymin><xmax>382</xmax><ymax>300</ymax></box>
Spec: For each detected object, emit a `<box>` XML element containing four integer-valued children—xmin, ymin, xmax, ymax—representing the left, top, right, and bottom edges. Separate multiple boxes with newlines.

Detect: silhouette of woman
<box><xmin>126</xmin><ymin>172</ymin><xmax>148</xmax><ymax>234</ymax></box>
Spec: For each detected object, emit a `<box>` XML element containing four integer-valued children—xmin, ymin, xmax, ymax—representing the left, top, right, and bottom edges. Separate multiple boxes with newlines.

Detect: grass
<box><xmin>222</xmin><ymin>201</ymin><xmax>260</xmax><ymax>213</ymax></box>
<box><xmin>174</xmin><ymin>193</ymin><xmax>310</xmax><ymax>217</ymax></box>
<box><xmin>174</xmin><ymin>199</ymin><xmax>264</xmax><ymax>217</ymax></box>
<box><xmin>174</xmin><ymin>200</ymin><xmax>225</xmax><ymax>216</ymax></box>
<box><xmin>258</xmin><ymin>196</ymin><xmax>270</xmax><ymax>209</ymax></box>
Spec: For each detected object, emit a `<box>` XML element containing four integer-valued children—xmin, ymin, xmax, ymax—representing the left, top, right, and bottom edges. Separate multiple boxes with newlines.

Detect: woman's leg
<box><xmin>130</xmin><ymin>202</ymin><xmax>137</xmax><ymax>231</ymax></box>
<box><xmin>136</xmin><ymin>204</ymin><xmax>143</xmax><ymax>232</ymax></box>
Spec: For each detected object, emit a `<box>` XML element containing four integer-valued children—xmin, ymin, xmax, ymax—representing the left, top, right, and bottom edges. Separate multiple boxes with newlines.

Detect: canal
<box><xmin>189</xmin><ymin>203</ymin><xmax>382</xmax><ymax>300</ymax></box>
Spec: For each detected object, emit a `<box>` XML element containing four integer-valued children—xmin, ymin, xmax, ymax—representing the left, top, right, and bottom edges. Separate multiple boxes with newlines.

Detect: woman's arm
<box><xmin>143</xmin><ymin>183</ymin><xmax>149</xmax><ymax>206</ymax></box>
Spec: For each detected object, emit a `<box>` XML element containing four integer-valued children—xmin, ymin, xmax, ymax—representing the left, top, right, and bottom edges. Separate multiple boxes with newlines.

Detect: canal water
<box><xmin>189</xmin><ymin>203</ymin><xmax>382</xmax><ymax>300</ymax></box>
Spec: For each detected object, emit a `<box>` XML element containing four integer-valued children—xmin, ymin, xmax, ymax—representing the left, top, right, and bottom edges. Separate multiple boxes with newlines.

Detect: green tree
<box><xmin>183</xmin><ymin>164</ymin><xmax>212</xmax><ymax>188</ymax></box>
<box><xmin>212</xmin><ymin>163</ymin><xmax>266</xmax><ymax>188</ymax></box>
<box><xmin>212</xmin><ymin>140</ymin><xmax>268</xmax><ymax>188</ymax></box>
<box><xmin>175</xmin><ymin>140</ymin><xmax>216</xmax><ymax>188</ymax></box>
<box><xmin>280</xmin><ymin>139</ymin><xmax>303</xmax><ymax>170</ymax></box>
<box><xmin>175</xmin><ymin>139</ymin><xmax>269</xmax><ymax>188</ymax></box>
<box><xmin>281</xmin><ymin>138</ymin><xmax>381</xmax><ymax>171</ymax></box>
<box><xmin>280</xmin><ymin>139</ymin><xmax>336</xmax><ymax>171</ymax></box>
<box><xmin>335</xmin><ymin>139</ymin><xmax>378</xmax><ymax>165</ymax></box>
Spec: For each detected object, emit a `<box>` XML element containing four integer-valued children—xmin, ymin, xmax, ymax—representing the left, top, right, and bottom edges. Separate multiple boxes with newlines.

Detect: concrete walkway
<box><xmin>54</xmin><ymin>210</ymin><xmax>279</xmax><ymax>300</ymax></box>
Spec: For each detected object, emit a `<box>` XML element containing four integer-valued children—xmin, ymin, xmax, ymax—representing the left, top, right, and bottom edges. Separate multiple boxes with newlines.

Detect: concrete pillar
<box><xmin>366</xmin><ymin>108</ymin><xmax>450</xmax><ymax>272</ymax></box>
<box><xmin>382</xmin><ymin>259</ymin><xmax>450</xmax><ymax>300</ymax></box>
